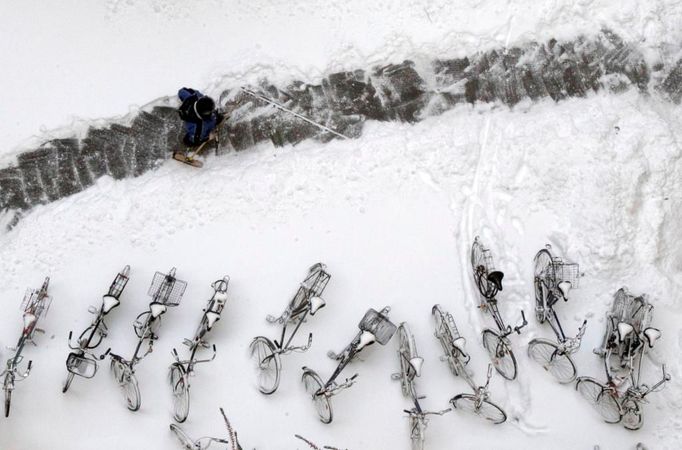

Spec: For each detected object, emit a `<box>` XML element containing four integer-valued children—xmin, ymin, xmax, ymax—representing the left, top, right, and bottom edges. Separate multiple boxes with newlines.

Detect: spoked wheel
<box><xmin>432</xmin><ymin>305</ymin><xmax>460</xmax><ymax>376</ymax></box>
<box><xmin>575</xmin><ymin>377</ymin><xmax>621</xmax><ymax>423</ymax></box>
<box><xmin>111</xmin><ymin>358</ymin><xmax>141</xmax><ymax>411</ymax></box>
<box><xmin>170</xmin><ymin>363</ymin><xmax>190</xmax><ymax>423</ymax></box>
<box><xmin>409</xmin><ymin>415</ymin><xmax>426</xmax><ymax>450</ymax></box>
<box><xmin>78</xmin><ymin>323</ymin><xmax>104</xmax><ymax>349</ymax></box>
<box><xmin>62</xmin><ymin>372</ymin><xmax>75</xmax><ymax>394</ymax></box>
<box><xmin>527</xmin><ymin>338</ymin><xmax>577</xmax><ymax>383</ymax></box>
<box><xmin>301</xmin><ymin>368</ymin><xmax>332</xmax><ymax>424</ymax></box>
<box><xmin>451</xmin><ymin>393</ymin><xmax>507</xmax><ymax>424</ymax></box>
<box><xmin>482</xmin><ymin>330</ymin><xmax>517</xmax><ymax>380</ymax></box>
<box><xmin>621</xmin><ymin>399</ymin><xmax>643</xmax><ymax>430</ymax></box>
<box><xmin>169</xmin><ymin>423</ymin><xmax>197</xmax><ymax>450</ymax></box>
<box><xmin>134</xmin><ymin>312</ymin><xmax>161</xmax><ymax>339</ymax></box>
<box><xmin>533</xmin><ymin>249</ymin><xmax>554</xmax><ymax>323</ymax></box>
<box><xmin>397</xmin><ymin>323</ymin><xmax>417</xmax><ymax>397</ymax></box>
<box><xmin>4</xmin><ymin>389</ymin><xmax>11</xmax><ymax>418</ymax></box>
<box><xmin>249</xmin><ymin>336</ymin><xmax>281</xmax><ymax>395</ymax></box>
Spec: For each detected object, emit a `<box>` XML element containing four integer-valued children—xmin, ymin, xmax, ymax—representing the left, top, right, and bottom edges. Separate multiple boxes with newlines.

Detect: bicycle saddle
<box><xmin>309</xmin><ymin>296</ymin><xmax>326</xmax><ymax>315</ymax></box>
<box><xmin>22</xmin><ymin>312</ymin><xmax>36</xmax><ymax>329</ymax></box>
<box><xmin>205</xmin><ymin>311</ymin><xmax>221</xmax><ymax>330</ymax></box>
<box><xmin>102</xmin><ymin>295</ymin><xmax>121</xmax><ymax>314</ymax></box>
<box><xmin>357</xmin><ymin>330</ymin><xmax>376</xmax><ymax>350</ymax></box>
<box><xmin>643</xmin><ymin>327</ymin><xmax>661</xmax><ymax>348</ymax></box>
<box><xmin>213</xmin><ymin>291</ymin><xmax>228</xmax><ymax>303</ymax></box>
<box><xmin>453</xmin><ymin>336</ymin><xmax>467</xmax><ymax>354</ymax></box>
<box><xmin>617</xmin><ymin>322</ymin><xmax>634</xmax><ymax>341</ymax></box>
<box><xmin>487</xmin><ymin>271</ymin><xmax>504</xmax><ymax>291</ymax></box>
<box><xmin>557</xmin><ymin>281</ymin><xmax>572</xmax><ymax>300</ymax></box>
<box><xmin>409</xmin><ymin>357</ymin><xmax>424</xmax><ymax>377</ymax></box>
<box><xmin>150</xmin><ymin>302</ymin><xmax>167</xmax><ymax>318</ymax></box>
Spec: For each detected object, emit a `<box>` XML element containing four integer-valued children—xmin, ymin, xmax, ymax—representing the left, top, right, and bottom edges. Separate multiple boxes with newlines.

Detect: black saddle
<box><xmin>487</xmin><ymin>271</ymin><xmax>504</xmax><ymax>291</ymax></box>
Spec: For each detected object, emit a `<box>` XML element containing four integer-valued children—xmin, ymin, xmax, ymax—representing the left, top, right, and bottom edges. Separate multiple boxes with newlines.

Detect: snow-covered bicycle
<box><xmin>110</xmin><ymin>267</ymin><xmax>186</xmax><ymax>411</ymax></box>
<box><xmin>302</xmin><ymin>306</ymin><xmax>397</xmax><ymax>424</ymax></box>
<box><xmin>2</xmin><ymin>277</ymin><xmax>51</xmax><ymax>417</ymax></box>
<box><xmin>170</xmin><ymin>276</ymin><xmax>230</xmax><ymax>422</ymax></box>
<box><xmin>294</xmin><ymin>434</ymin><xmax>345</xmax><ymax>450</ymax></box>
<box><xmin>63</xmin><ymin>265</ymin><xmax>130</xmax><ymax>393</ymax></box>
<box><xmin>528</xmin><ymin>246</ymin><xmax>587</xmax><ymax>383</ymax></box>
<box><xmin>250</xmin><ymin>263</ymin><xmax>330</xmax><ymax>395</ymax></box>
<box><xmin>392</xmin><ymin>321</ymin><xmax>450</xmax><ymax>449</ymax></box>
<box><xmin>170</xmin><ymin>407</ymin><xmax>243</xmax><ymax>449</ymax></box>
<box><xmin>470</xmin><ymin>236</ymin><xmax>527</xmax><ymax>380</ymax></box>
<box><xmin>432</xmin><ymin>304</ymin><xmax>506</xmax><ymax>424</ymax></box>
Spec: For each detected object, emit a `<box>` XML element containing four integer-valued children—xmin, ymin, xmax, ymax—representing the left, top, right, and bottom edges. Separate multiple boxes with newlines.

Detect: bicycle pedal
<box><xmin>390</xmin><ymin>373</ymin><xmax>401</xmax><ymax>380</ymax></box>
<box><xmin>182</xmin><ymin>339</ymin><xmax>193</xmax><ymax>347</ymax></box>
<box><xmin>35</xmin><ymin>328</ymin><xmax>45</xmax><ymax>334</ymax></box>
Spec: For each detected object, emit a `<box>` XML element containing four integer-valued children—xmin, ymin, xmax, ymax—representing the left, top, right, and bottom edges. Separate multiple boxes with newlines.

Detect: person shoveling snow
<box><xmin>173</xmin><ymin>87</ymin><xmax>226</xmax><ymax>167</ymax></box>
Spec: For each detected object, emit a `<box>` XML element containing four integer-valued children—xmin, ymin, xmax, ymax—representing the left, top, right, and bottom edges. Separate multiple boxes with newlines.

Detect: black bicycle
<box><xmin>110</xmin><ymin>267</ymin><xmax>186</xmax><ymax>411</ymax></box>
<box><xmin>250</xmin><ymin>263</ymin><xmax>330</xmax><ymax>395</ymax></box>
<box><xmin>470</xmin><ymin>236</ymin><xmax>527</xmax><ymax>380</ymax></box>
<box><xmin>432</xmin><ymin>304</ymin><xmax>506</xmax><ymax>424</ymax></box>
<box><xmin>392</xmin><ymin>322</ymin><xmax>450</xmax><ymax>449</ymax></box>
<box><xmin>170</xmin><ymin>276</ymin><xmax>230</xmax><ymax>422</ymax></box>
<box><xmin>63</xmin><ymin>265</ymin><xmax>130</xmax><ymax>393</ymax></box>
<box><xmin>528</xmin><ymin>246</ymin><xmax>587</xmax><ymax>383</ymax></box>
<box><xmin>2</xmin><ymin>277</ymin><xmax>51</xmax><ymax>417</ymax></box>
<box><xmin>302</xmin><ymin>306</ymin><xmax>397</xmax><ymax>424</ymax></box>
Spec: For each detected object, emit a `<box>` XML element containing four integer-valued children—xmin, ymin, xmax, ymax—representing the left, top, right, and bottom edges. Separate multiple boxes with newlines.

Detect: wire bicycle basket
<box><xmin>359</xmin><ymin>308</ymin><xmax>397</xmax><ymax>345</ymax></box>
<box><xmin>552</xmin><ymin>260</ymin><xmax>580</xmax><ymax>288</ymax></box>
<box><xmin>108</xmin><ymin>265</ymin><xmax>131</xmax><ymax>298</ymax></box>
<box><xmin>148</xmin><ymin>268</ymin><xmax>187</xmax><ymax>306</ymax></box>
<box><xmin>20</xmin><ymin>287</ymin><xmax>52</xmax><ymax>320</ymax></box>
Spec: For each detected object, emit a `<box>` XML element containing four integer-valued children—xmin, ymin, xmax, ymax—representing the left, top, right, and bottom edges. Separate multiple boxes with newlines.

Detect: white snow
<box><xmin>1</xmin><ymin>2</ymin><xmax>682</xmax><ymax>450</ymax></box>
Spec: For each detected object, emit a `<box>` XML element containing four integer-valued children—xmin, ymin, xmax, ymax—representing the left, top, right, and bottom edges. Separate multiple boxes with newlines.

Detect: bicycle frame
<box><xmin>2</xmin><ymin>277</ymin><xmax>51</xmax><ymax>417</ymax></box>
<box><xmin>110</xmin><ymin>267</ymin><xmax>186</xmax><ymax>411</ymax></box>
<box><xmin>63</xmin><ymin>266</ymin><xmax>129</xmax><ymax>392</ymax></box>
<box><xmin>170</xmin><ymin>407</ymin><xmax>243</xmax><ymax>450</ymax></box>
<box><xmin>303</xmin><ymin>306</ymin><xmax>396</xmax><ymax>423</ymax></box>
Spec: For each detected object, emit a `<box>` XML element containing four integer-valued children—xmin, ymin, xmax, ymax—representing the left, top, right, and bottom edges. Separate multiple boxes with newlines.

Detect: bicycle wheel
<box><xmin>621</xmin><ymin>399</ymin><xmax>643</xmax><ymax>430</ymax></box>
<box><xmin>301</xmin><ymin>368</ymin><xmax>332</xmax><ymax>424</ymax></box>
<box><xmin>79</xmin><ymin>323</ymin><xmax>104</xmax><ymax>349</ymax></box>
<box><xmin>432</xmin><ymin>305</ymin><xmax>462</xmax><ymax>376</ymax></box>
<box><xmin>482</xmin><ymin>330</ymin><xmax>517</xmax><ymax>380</ymax></box>
<box><xmin>62</xmin><ymin>372</ymin><xmax>75</xmax><ymax>394</ymax></box>
<box><xmin>527</xmin><ymin>338</ymin><xmax>577</xmax><ymax>383</ymax></box>
<box><xmin>249</xmin><ymin>336</ymin><xmax>281</xmax><ymax>394</ymax></box>
<box><xmin>111</xmin><ymin>358</ymin><xmax>141</xmax><ymax>411</ymax></box>
<box><xmin>397</xmin><ymin>323</ymin><xmax>417</xmax><ymax>397</ymax></box>
<box><xmin>169</xmin><ymin>424</ymin><xmax>197</xmax><ymax>450</ymax></box>
<box><xmin>170</xmin><ymin>363</ymin><xmax>190</xmax><ymax>423</ymax></box>
<box><xmin>409</xmin><ymin>415</ymin><xmax>425</xmax><ymax>450</ymax></box>
<box><xmin>451</xmin><ymin>393</ymin><xmax>507</xmax><ymax>424</ymax></box>
<box><xmin>533</xmin><ymin>249</ymin><xmax>554</xmax><ymax>323</ymax></box>
<box><xmin>575</xmin><ymin>377</ymin><xmax>621</xmax><ymax>423</ymax></box>
<box><xmin>4</xmin><ymin>389</ymin><xmax>11</xmax><ymax>418</ymax></box>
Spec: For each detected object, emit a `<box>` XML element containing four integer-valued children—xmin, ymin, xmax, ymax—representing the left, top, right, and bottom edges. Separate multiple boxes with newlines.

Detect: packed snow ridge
<box><xmin>0</xmin><ymin>29</ymin><xmax>680</xmax><ymax>226</ymax></box>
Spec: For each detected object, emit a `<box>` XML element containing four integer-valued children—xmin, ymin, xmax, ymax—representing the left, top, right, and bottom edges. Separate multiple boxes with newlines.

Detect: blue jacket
<box><xmin>178</xmin><ymin>88</ymin><xmax>218</xmax><ymax>146</ymax></box>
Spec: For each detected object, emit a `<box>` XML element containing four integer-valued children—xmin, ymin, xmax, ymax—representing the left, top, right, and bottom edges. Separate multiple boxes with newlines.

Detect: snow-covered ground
<box><xmin>1</xmin><ymin>2</ymin><xmax>681</xmax><ymax>450</ymax></box>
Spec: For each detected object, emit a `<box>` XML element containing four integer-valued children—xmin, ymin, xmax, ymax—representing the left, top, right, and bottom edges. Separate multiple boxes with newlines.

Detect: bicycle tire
<box><xmin>249</xmin><ymin>336</ymin><xmax>281</xmax><ymax>395</ymax></box>
<box><xmin>482</xmin><ymin>329</ymin><xmax>517</xmax><ymax>380</ymax></box>
<box><xmin>575</xmin><ymin>376</ymin><xmax>621</xmax><ymax>423</ymax></box>
<box><xmin>432</xmin><ymin>305</ymin><xmax>463</xmax><ymax>376</ymax></box>
<box><xmin>450</xmin><ymin>393</ymin><xmax>507</xmax><ymax>424</ymax></box>
<box><xmin>169</xmin><ymin>423</ymin><xmax>197</xmax><ymax>450</ymax></box>
<box><xmin>471</xmin><ymin>239</ymin><xmax>494</xmax><ymax>298</ymax></box>
<box><xmin>111</xmin><ymin>358</ymin><xmax>141</xmax><ymax>411</ymax></box>
<box><xmin>62</xmin><ymin>372</ymin><xmax>75</xmax><ymax>394</ymax></box>
<box><xmin>533</xmin><ymin>249</ymin><xmax>554</xmax><ymax>323</ymax></box>
<box><xmin>170</xmin><ymin>363</ymin><xmax>190</xmax><ymax>423</ymax></box>
<box><xmin>302</xmin><ymin>368</ymin><xmax>332</xmax><ymax>424</ymax></box>
<box><xmin>397</xmin><ymin>323</ymin><xmax>417</xmax><ymax>398</ymax></box>
<box><xmin>4</xmin><ymin>388</ymin><xmax>11</xmax><ymax>418</ymax></box>
<box><xmin>527</xmin><ymin>338</ymin><xmax>577</xmax><ymax>383</ymax></box>
<box><xmin>79</xmin><ymin>323</ymin><xmax>104</xmax><ymax>349</ymax></box>
<box><xmin>409</xmin><ymin>415</ymin><xmax>426</xmax><ymax>450</ymax></box>
<box><xmin>621</xmin><ymin>398</ymin><xmax>643</xmax><ymax>430</ymax></box>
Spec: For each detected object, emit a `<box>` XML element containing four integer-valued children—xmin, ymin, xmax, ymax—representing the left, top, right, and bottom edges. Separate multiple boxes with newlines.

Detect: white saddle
<box><xmin>22</xmin><ymin>313</ymin><xmax>36</xmax><ymax>329</ymax></box>
<box><xmin>205</xmin><ymin>311</ymin><xmax>221</xmax><ymax>330</ymax></box>
<box><xmin>453</xmin><ymin>336</ymin><xmax>467</xmax><ymax>354</ymax></box>
<box><xmin>150</xmin><ymin>303</ymin><xmax>167</xmax><ymax>318</ymax></box>
<box><xmin>409</xmin><ymin>357</ymin><xmax>424</xmax><ymax>377</ymax></box>
<box><xmin>102</xmin><ymin>295</ymin><xmax>120</xmax><ymax>314</ymax></box>
<box><xmin>357</xmin><ymin>330</ymin><xmax>376</xmax><ymax>350</ymax></box>
<box><xmin>617</xmin><ymin>322</ymin><xmax>634</xmax><ymax>341</ymax></box>
<box><xmin>643</xmin><ymin>327</ymin><xmax>661</xmax><ymax>348</ymax></box>
<box><xmin>309</xmin><ymin>296</ymin><xmax>326</xmax><ymax>315</ymax></box>
<box><xmin>557</xmin><ymin>281</ymin><xmax>572</xmax><ymax>299</ymax></box>
<box><xmin>213</xmin><ymin>291</ymin><xmax>228</xmax><ymax>304</ymax></box>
